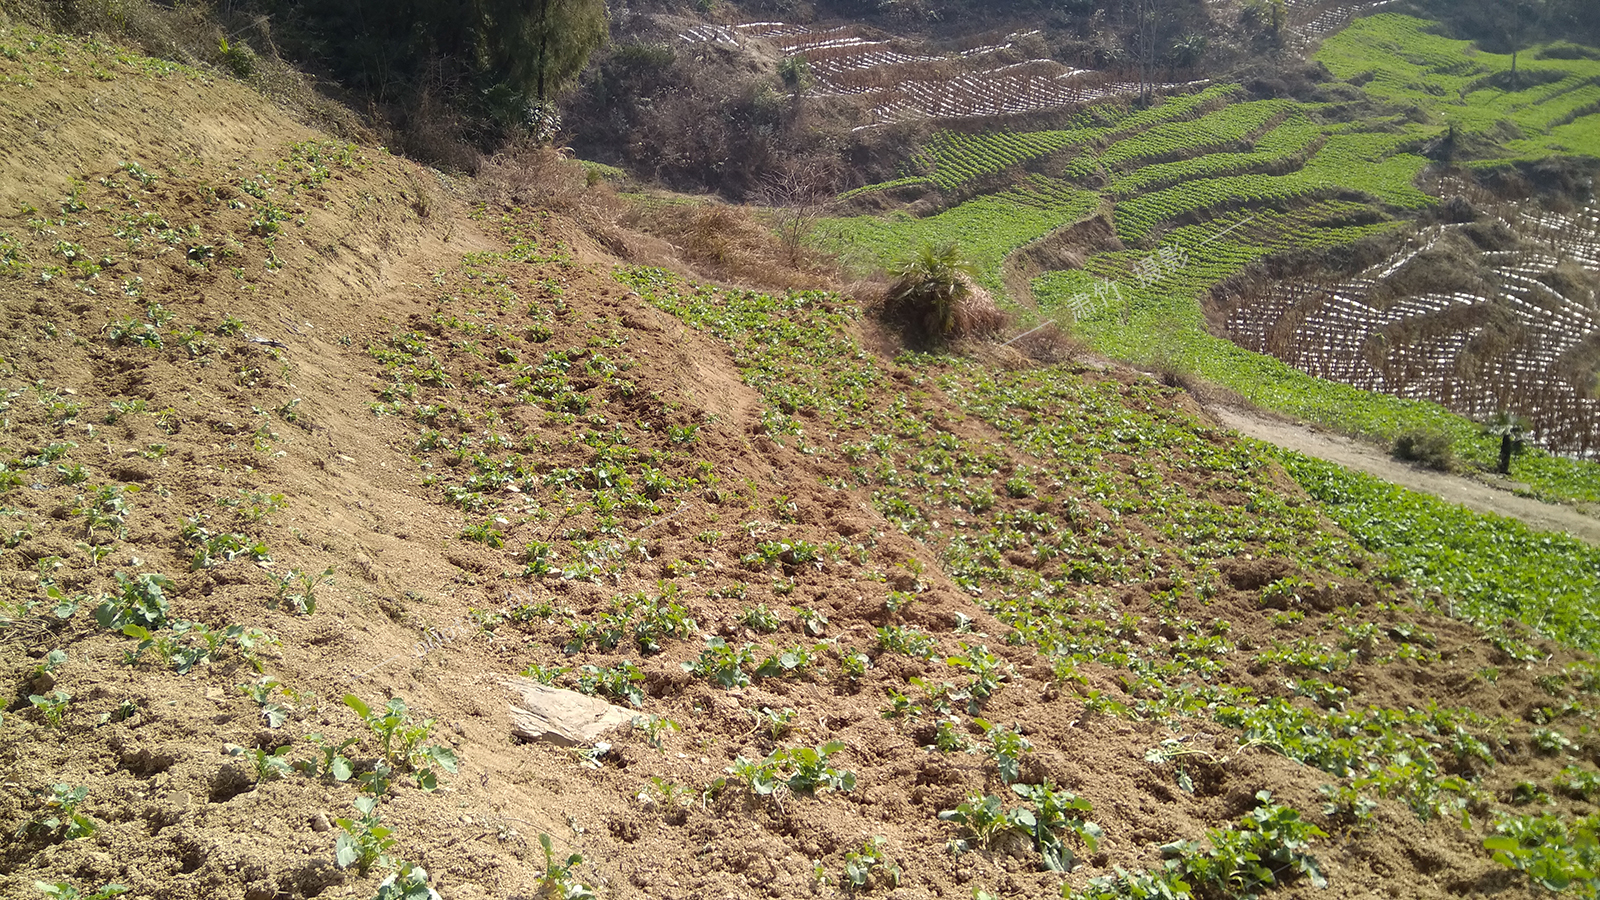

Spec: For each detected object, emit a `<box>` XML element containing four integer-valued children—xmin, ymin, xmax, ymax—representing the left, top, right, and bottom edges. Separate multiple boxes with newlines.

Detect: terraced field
<box><xmin>679</xmin><ymin>21</ymin><xmax>1200</xmax><ymax>128</ymax></box>
<box><xmin>816</xmin><ymin>13</ymin><xmax>1600</xmax><ymax>505</ymax></box>
<box><xmin>1221</xmin><ymin>199</ymin><xmax>1600</xmax><ymax>457</ymax></box>
<box><xmin>1318</xmin><ymin>15</ymin><xmax>1600</xmax><ymax>166</ymax></box>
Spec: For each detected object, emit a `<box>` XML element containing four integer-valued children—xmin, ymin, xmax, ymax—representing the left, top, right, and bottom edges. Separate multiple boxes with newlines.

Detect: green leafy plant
<box><xmin>575</xmin><ymin>661</ymin><xmax>646</xmax><ymax>707</ymax></box>
<box><xmin>978</xmin><ymin>720</ymin><xmax>1032</xmax><ymax>785</ymax></box>
<box><xmin>267</xmin><ymin>566</ymin><xmax>334</xmax><ymax>615</ymax></box>
<box><xmin>342</xmin><ymin>694</ymin><xmax>459</xmax><ymax>790</ymax></box>
<box><xmin>335</xmin><ymin>796</ymin><xmax>396</xmax><ymax>874</ymax></box>
<box><xmin>755</xmin><ymin>644</ymin><xmax>818</xmax><ymax>680</ymax></box>
<box><xmin>633</xmin><ymin>715</ymin><xmax>678</xmax><ymax>751</ymax></box>
<box><xmin>18</xmin><ymin>784</ymin><xmax>97</xmax><ymax>840</ymax></box>
<box><xmin>375</xmin><ymin>861</ymin><xmax>438</xmax><ymax>900</ymax></box>
<box><xmin>946</xmin><ymin>643</ymin><xmax>1008</xmax><ymax>713</ymax></box>
<box><xmin>938</xmin><ymin>792</ymin><xmax>1013</xmax><ymax>850</ymax></box>
<box><xmin>740</xmin><ymin>603</ymin><xmax>782</xmax><ymax>633</ymax></box>
<box><xmin>843</xmin><ymin>836</ymin><xmax>901</xmax><ymax>893</ymax></box>
<box><xmin>1556</xmin><ymin>766</ymin><xmax>1600</xmax><ymax>801</ymax></box>
<box><xmin>460</xmin><ymin>520</ymin><xmax>505</xmax><ymax>547</ymax></box>
<box><xmin>1485</xmin><ymin>812</ymin><xmax>1600</xmax><ymax>894</ymax></box>
<box><xmin>877</xmin><ymin>624</ymin><xmax>936</xmax><ymax>658</ymax></box>
<box><xmin>294</xmin><ymin>732</ymin><xmax>358</xmax><ymax>782</ymax></box>
<box><xmin>795</xmin><ymin>606</ymin><xmax>829</xmax><ymax>637</ymax></box>
<box><xmin>682</xmin><ymin>637</ymin><xmax>753</xmax><ymax>688</ymax></box>
<box><xmin>1074</xmin><ymin>794</ymin><xmax>1325</xmax><ymax>898</ymax></box>
<box><xmin>727</xmin><ymin>742</ymin><xmax>856</xmax><ymax>799</ymax></box>
<box><xmin>28</xmin><ymin>648</ymin><xmax>68</xmax><ymax>685</ymax></box>
<box><xmin>537</xmin><ymin>833</ymin><xmax>598</xmax><ymax>900</ymax></box>
<box><xmin>754</xmin><ymin>706</ymin><xmax>799</xmax><ymax>740</ymax></box>
<box><xmin>73</xmin><ymin>484</ymin><xmax>133</xmax><ymax>540</ymax></box>
<box><xmin>230</xmin><ymin>743</ymin><xmax>294</xmax><ymax>783</ymax></box>
<box><xmin>239</xmin><ymin>675</ymin><xmax>296</xmax><ymax>728</ymax></box>
<box><xmin>94</xmin><ymin>571</ymin><xmax>172</xmax><ymax>630</ymax></box>
<box><xmin>1011</xmin><ymin>782</ymin><xmax>1100</xmax><ymax>872</ymax></box>
<box><xmin>28</xmin><ymin>690</ymin><xmax>71</xmax><ymax>728</ymax></box>
<box><xmin>881</xmin><ymin>689</ymin><xmax>923</xmax><ymax>719</ymax></box>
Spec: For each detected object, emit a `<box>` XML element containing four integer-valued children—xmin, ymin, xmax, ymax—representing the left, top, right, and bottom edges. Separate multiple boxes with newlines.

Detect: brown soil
<box><xmin>0</xmin><ymin>24</ymin><xmax>1590</xmax><ymax>900</ymax></box>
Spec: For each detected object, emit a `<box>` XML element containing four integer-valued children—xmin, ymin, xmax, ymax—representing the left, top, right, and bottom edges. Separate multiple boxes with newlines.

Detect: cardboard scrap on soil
<box><xmin>502</xmin><ymin>676</ymin><xmax>634</xmax><ymax>746</ymax></box>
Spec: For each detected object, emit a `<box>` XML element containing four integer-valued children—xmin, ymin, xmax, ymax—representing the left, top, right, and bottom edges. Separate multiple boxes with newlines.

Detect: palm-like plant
<box><xmin>887</xmin><ymin>242</ymin><xmax>975</xmax><ymax>341</ymax></box>
<box><xmin>1484</xmin><ymin>411</ymin><xmax>1530</xmax><ymax>475</ymax></box>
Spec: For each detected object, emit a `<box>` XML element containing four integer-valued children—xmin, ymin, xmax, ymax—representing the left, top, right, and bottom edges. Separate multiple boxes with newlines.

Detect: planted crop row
<box><xmin>1279</xmin><ymin>450</ymin><xmax>1600</xmax><ymax>650</ymax></box>
<box><xmin>1107</xmin><ymin>119</ymin><xmax>1325</xmax><ymax>198</ymax></box>
<box><xmin>815</xmin><ymin>178</ymin><xmax>1099</xmax><ymax>300</ymax></box>
<box><xmin>1316</xmin><ymin>15</ymin><xmax>1600</xmax><ymax>164</ymax></box>
<box><xmin>1113</xmin><ymin>131</ymin><xmax>1432</xmax><ymax>244</ymax></box>
<box><xmin>1095</xmin><ymin>99</ymin><xmax>1295</xmax><ymax>170</ymax></box>
<box><xmin>908</xmin><ymin>129</ymin><xmax>1095</xmax><ymax>191</ymax></box>
<box><xmin>846</xmin><ymin>84</ymin><xmax>1242</xmax><ymax>198</ymax></box>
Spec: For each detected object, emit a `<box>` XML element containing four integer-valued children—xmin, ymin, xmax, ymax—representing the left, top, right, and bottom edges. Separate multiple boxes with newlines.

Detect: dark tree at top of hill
<box><xmin>256</xmin><ymin>0</ymin><xmax>605</xmax><ymax>133</ymax></box>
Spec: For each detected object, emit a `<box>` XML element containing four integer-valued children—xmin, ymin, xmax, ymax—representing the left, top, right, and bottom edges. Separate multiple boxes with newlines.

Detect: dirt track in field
<box><xmin>1212</xmin><ymin>405</ymin><xmax>1600</xmax><ymax>547</ymax></box>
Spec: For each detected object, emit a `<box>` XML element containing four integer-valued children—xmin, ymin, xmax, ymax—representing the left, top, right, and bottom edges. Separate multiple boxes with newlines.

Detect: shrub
<box><xmin>883</xmin><ymin>242</ymin><xmax>1005</xmax><ymax>343</ymax></box>
<box><xmin>1392</xmin><ymin>430</ymin><xmax>1454</xmax><ymax>470</ymax></box>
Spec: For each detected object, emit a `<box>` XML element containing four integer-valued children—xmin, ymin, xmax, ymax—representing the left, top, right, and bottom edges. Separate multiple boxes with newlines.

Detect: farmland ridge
<box><xmin>4</xmin><ymin>6</ymin><xmax>1600</xmax><ymax>900</ymax></box>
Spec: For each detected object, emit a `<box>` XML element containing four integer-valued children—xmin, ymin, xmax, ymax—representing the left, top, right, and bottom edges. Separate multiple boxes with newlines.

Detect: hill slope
<box><xmin>5</xmin><ymin>22</ymin><xmax>1600</xmax><ymax>900</ymax></box>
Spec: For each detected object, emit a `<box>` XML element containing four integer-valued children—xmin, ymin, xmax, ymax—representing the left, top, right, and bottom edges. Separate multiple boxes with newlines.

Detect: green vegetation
<box><xmin>816</xmin><ymin>15</ymin><xmax>1600</xmax><ymax>508</ymax></box>
<box><xmin>1279</xmin><ymin>450</ymin><xmax>1600</xmax><ymax>650</ymax></box>
<box><xmin>341</xmin><ymin>694</ymin><xmax>459</xmax><ymax>791</ymax></box>
<box><xmin>728</xmin><ymin>741</ymin><xmax>857</xmax><ymax>798</ymax></box>
<box><xmin>334</xmin><ymin>796</ymin><xmax>397</xmax><ymax>874</ymax></box>
<box><xmin>1072</xmin><ymin>794</ymin><xmax>1326</xmax><ymax>899</ymax></box>
<box><xmin>537</xmin><ymin>833</ymin><xmax>598</xmax><ymax>900</ymax></box>
<box><xmin>883</xmin><ymin>241</ymin><xmax>989</xmax><ymax>342</ymax></box>
<box><xmin>1319</xmin><ymin>14</ymin><xmax>1600</xmax><ymax>165</ymax></box>
<box><xmin>817</xmin><ymin>179</ymin><xmax>1099</xmax><ymax>299</ymax></box>
<box><xmin>18</xmin><ymin>785</ymin><xmax>97</xmax><ymax>841</ymax></box>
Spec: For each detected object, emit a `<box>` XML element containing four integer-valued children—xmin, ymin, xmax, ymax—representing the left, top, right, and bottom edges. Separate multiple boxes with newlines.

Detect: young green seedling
<box><xmin>19</xmin><ymin>784</ymin><xmax>97</xmax><ymax>840</ymax></box>
<box><xmin>537</xmin><ymin>833</ymin><xmax>597</xmax><ymax>900</ymax></box>
<box><xmin>335</xmin><ymin>796</ymin><xmax>396</xmax><ymax>874</ymax></box>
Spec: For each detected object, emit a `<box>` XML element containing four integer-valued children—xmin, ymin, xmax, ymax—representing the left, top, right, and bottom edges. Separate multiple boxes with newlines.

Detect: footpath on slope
<box><xmin>1213</xmin><ymin>405</ymin><xmax>1600</xmax><ymax>547</ymax></box>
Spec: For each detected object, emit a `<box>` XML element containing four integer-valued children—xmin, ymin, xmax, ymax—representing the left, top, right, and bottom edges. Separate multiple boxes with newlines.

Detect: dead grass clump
<box><xmin>393</xmin><ymin>85</ymin><xmax>484</xmax><ymax>175</ymax></box>
<box><xmin>1538</xmin><ymin>258</ymin><xmax>1599</xmax><ymax>307</ymax></box>
<box><xmin>475</xmin><ymin>140</ymin><xmax>670</xmax><ymax>261</ymax></box>
<box><xmin>876</xmin><ymin>243</ymin><xmax>1008</xmax><ymax>347</ymax></box>
<box><xmin>1392</xmin><ymin>430</ymin><xmax>1455</xmax><ymax>471</ymax></box>
<box><xmin>1141</xmin><ymin>358</ymin><xmax>1250</xmax><ymax>407</ymax></box>
<box><xmin>478</xmin><ymin>140</ymin><xmax>591</xmax><ymax>209</ymax></box>
<box><xmin>621</xmin><ymin>200</ymin><xmax>829</xmax><ymax>291</ymax></box>
<box><xmin>950</xmin><ymin>275</ymin><xmax>1008</xmax><ymax>337</ymax></box>
<box><xmin>1006</xmin><ymin>322</ymin><xmax>1084</xmax><ymax>365</ymax></box>
<box><xmin>878</xmin><ymin>272</ymin><xmax>1008</xmax><ymax>347</ymax></box>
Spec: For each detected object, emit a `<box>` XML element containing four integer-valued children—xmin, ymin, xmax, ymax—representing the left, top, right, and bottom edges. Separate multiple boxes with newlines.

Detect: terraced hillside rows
<box><xmin>1218</xmin><ymin>196</ymin><xmax>1600</xmax><ymax>457</ymax></box>
<box><xmin>679</xmin><ymin>22</ymin><xmax>1200</xmax><ymax>128</ymax></box>
<box><xmin>1318</xmin><ymin>14</ymin><xmax>1600</xmax><ymax>167</ymax></box>
<box><xmin>817</xmin><ymin>14</ymin><xmax>1600</xmax><ymax>508</ymax></box>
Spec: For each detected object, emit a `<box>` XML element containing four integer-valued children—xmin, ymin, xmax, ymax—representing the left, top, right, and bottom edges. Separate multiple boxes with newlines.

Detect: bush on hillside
<box><xmin>882</xmin><ymin>242</ymin><xmax>1006</xmax><ymax>344</ymax></box>
<box><xmin>1392</xmin><ymin>430</ymin><xmax>1455</xmax><ymax>471</ymax></box>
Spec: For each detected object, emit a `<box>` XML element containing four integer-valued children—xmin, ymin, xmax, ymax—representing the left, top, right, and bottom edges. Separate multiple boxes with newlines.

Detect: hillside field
<box><xmin>4</xmin><ymin>14</ymin><xmax>1600</xmax><ymax>900</ymax></box>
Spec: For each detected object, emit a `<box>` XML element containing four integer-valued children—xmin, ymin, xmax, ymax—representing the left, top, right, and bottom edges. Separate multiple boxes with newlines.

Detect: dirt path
<box><xmin>1212</xmin><ymin>405</ymin><xmax>1600</xmax><ymax>547</ymax></box>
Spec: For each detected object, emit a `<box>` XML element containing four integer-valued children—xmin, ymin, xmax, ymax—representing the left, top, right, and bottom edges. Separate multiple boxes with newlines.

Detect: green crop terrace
<box><xmin>814</xmin><ymin>13</ymin><xmax>1600</xmax><ymax>507</ymax></box>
